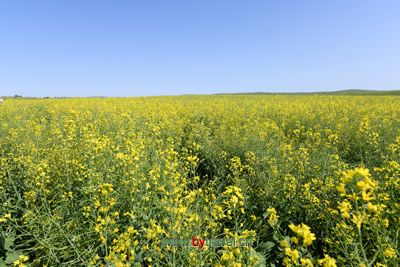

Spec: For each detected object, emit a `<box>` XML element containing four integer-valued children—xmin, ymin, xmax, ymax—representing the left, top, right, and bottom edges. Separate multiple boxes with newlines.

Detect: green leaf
<box><xmin>0</xmin><ymin>235</ymin><xmax>4</xmax><ymax>249</ymax></box>
<box><xmin>249</xmin><ymin>248</ymin><xmax>266</xmax><ymax>267</ymax></box>
<box><xmin>4</xmin><ymin>251</ymin><xmax>22</xmax><ymax>264</ymax></box>
<box><xmin>259</xmin><ymin>241</ymin><xmax>275</xmax><ymax>252</ymax></box>
<box><xmin>272</xmin><ymin>232</ymin><xmax>280</xmax><ymax>242</ymax></box>
<box><xmin>4</xmin><ymin>234</ymin><xmax>15</xmax><ymax>251</ymax></box>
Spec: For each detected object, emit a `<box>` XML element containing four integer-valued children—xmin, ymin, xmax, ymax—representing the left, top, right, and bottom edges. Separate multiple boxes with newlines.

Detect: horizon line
<box><xmin>2</xmin><ymin>88</ymin><xmax>400</xmax><ymax>98</ymax></box>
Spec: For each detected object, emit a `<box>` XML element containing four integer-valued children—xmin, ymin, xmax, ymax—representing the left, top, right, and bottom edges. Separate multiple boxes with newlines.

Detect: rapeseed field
<box><xmin>0</xmin><ymin>95</ymin><xmax>399</xmax><ymax>266</ymax></box>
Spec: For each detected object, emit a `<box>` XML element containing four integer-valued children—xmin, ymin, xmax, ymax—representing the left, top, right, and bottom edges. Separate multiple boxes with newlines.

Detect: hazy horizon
<box><xmin>3</xmin><ymin>88</ymin><xmax>400</xmax><ymax>98</ymax></box>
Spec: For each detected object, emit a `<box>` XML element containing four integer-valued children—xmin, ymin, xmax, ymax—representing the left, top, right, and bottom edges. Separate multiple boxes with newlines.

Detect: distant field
<box><xmin>0</xmin><ymin>95</ymin><xmax>399</xmax><ymax>266</ymax></box>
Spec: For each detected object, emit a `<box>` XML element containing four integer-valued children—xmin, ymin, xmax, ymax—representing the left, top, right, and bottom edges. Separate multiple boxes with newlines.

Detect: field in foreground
<box><xmin>0</xmin><ymin>95</ymin><xmax>399</xmax><ymax>266</ymax></box>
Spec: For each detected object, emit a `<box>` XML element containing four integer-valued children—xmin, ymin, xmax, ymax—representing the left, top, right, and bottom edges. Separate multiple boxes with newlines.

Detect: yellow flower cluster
<box><xmin>222</xmin><ymin>185</ymin><xmax>245</xmax><ymax>212</ymax></box>
<box><xmin>0</xmin><ymin>213</ymin><xmax>11</xmax><ymax>223</ymax></box>
<box><xmin>13</xmin><ymin>255</ymin><xmax>29</xmax><ymax>267</ymax></box>
<box><xmin>333</xmin><ymin>167</ymin><xmax>397</xmax><ymax>265</ymax></box>
<box><xmin>318</xmin><ymin>254</ymin><xmax>337</xmax><ymax>267</ymax></box>
<box><xmin>267</xmin><ymin>207</ymin><xmax>279</xmax><ymax>226</ymax></box>
<box><xmin>289</xmin><ymin>223</ymin><xmax>316</xmax><ymax>247</ymax></box>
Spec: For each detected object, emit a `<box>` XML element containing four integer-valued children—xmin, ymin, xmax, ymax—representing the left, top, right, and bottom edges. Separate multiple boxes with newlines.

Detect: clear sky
<box><xmin>1</xmin><ymin>1</ymin><xmax>399</xmax><ymax>97</ymax></box>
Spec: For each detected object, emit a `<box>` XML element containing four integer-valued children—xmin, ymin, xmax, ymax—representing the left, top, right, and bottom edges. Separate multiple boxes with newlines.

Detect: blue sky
<box><xmin>1</xmin><ymin>1</ymin><xmax>399</xmax><ymax>97</ymax></box>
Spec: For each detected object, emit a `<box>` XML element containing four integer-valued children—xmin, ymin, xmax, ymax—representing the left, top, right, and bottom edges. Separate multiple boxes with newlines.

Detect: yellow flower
<box><xmin>362</xmin><ymin>191</ymin><xmax>374</xmax><ymax>201</ymax></box>
<box><xmin>382</xmin><ymin>218</ymin><xmax>389</xmax><ymax>228</ymax></box>
<box><xmin>336</xmin><ymin>183</ymin><xmax>346</xmax><ymax>194</ymax></box>
<box><xmin>318</xmin><ymin>254</ymin><xmax>337</xmax><ymax>267</ymax></box>
<box><xmin>99</xmin><ymin>183</ymin><xmax>114</xmax><ymax>196</ymax></box>
<box><xmin>351</xmin><ymin>214</ymin><xmax>363</xmax><ymax>229</ymax></box>
<box><xmin>383</xmin><ymin>246</ymin><xmax>396</xmax><ymax>258</ymax></box>
<box><xmin>355</xmin><ymin>168</ymin><xmax>370</xmax><ymax>178</ymax></box>
<box><xmin>341</xmin><ymin>170</ymin><xmax>355</xmax><ymax>183</ymax></box>
<box><xmin>303</xmin><ymin>230</ymin><xmax>316</xmax><ymax>246</ymax></box>
<box><xmin>187</xmin><ymin>155</ymin><xmax>199</xmax><ymax>165</ymax></box>
<box><xmin>280</xmin><ymin>239</ymin><xmax>289</xmax><ymax>248</ymax></box>
<box><xmin>284</xmin><ymin>247</ymin><xmax>299</xmax><ymax>263</ymax></box>
<box><xmin>221</xmin><ymin>251</ymin><xmax>234</xmax><ymax>262</ymax></box>
<box><xmin>0</xmin><ymin>213</ymin><xmax>11</xmax><ymax>223</ymax></box>
<box><xmin>267</xmin><ymin>207</ymin><xmax>279</xmax><ymax>226</ymax></box>
<box><xmin>13</xmin><ymin>255</ymin><xmax>29</xmax><ymax>267</ymax></box>
<box><xmin>289</xmin><ymin>223</ymin><xmax>316</xmax><ymax>246</ymax></box>
<box><xmin>300</xmin><ymin>258</ymin><xmax>314</xmax><ymax>267</ymax></box>
<box><xmin>367</xmin><ymin>203</ymin><xmax>378</xmax><ymax>212</ymax></box>
<box><xmin>338</xmin><ymin>201</ymin><xmax>351</xmax><ymax>219</ymax></box>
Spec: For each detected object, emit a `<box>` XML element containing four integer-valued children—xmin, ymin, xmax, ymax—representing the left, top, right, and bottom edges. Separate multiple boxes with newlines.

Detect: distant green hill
<box><xmin>322</xmin><ymin>89</ymin><xmax>400</xmax><ymax>95</ymax></box>
<box><xmin>218</xmin><ymin>89</ymin><xmax>400</xmax><ymax>96</ymax></box>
